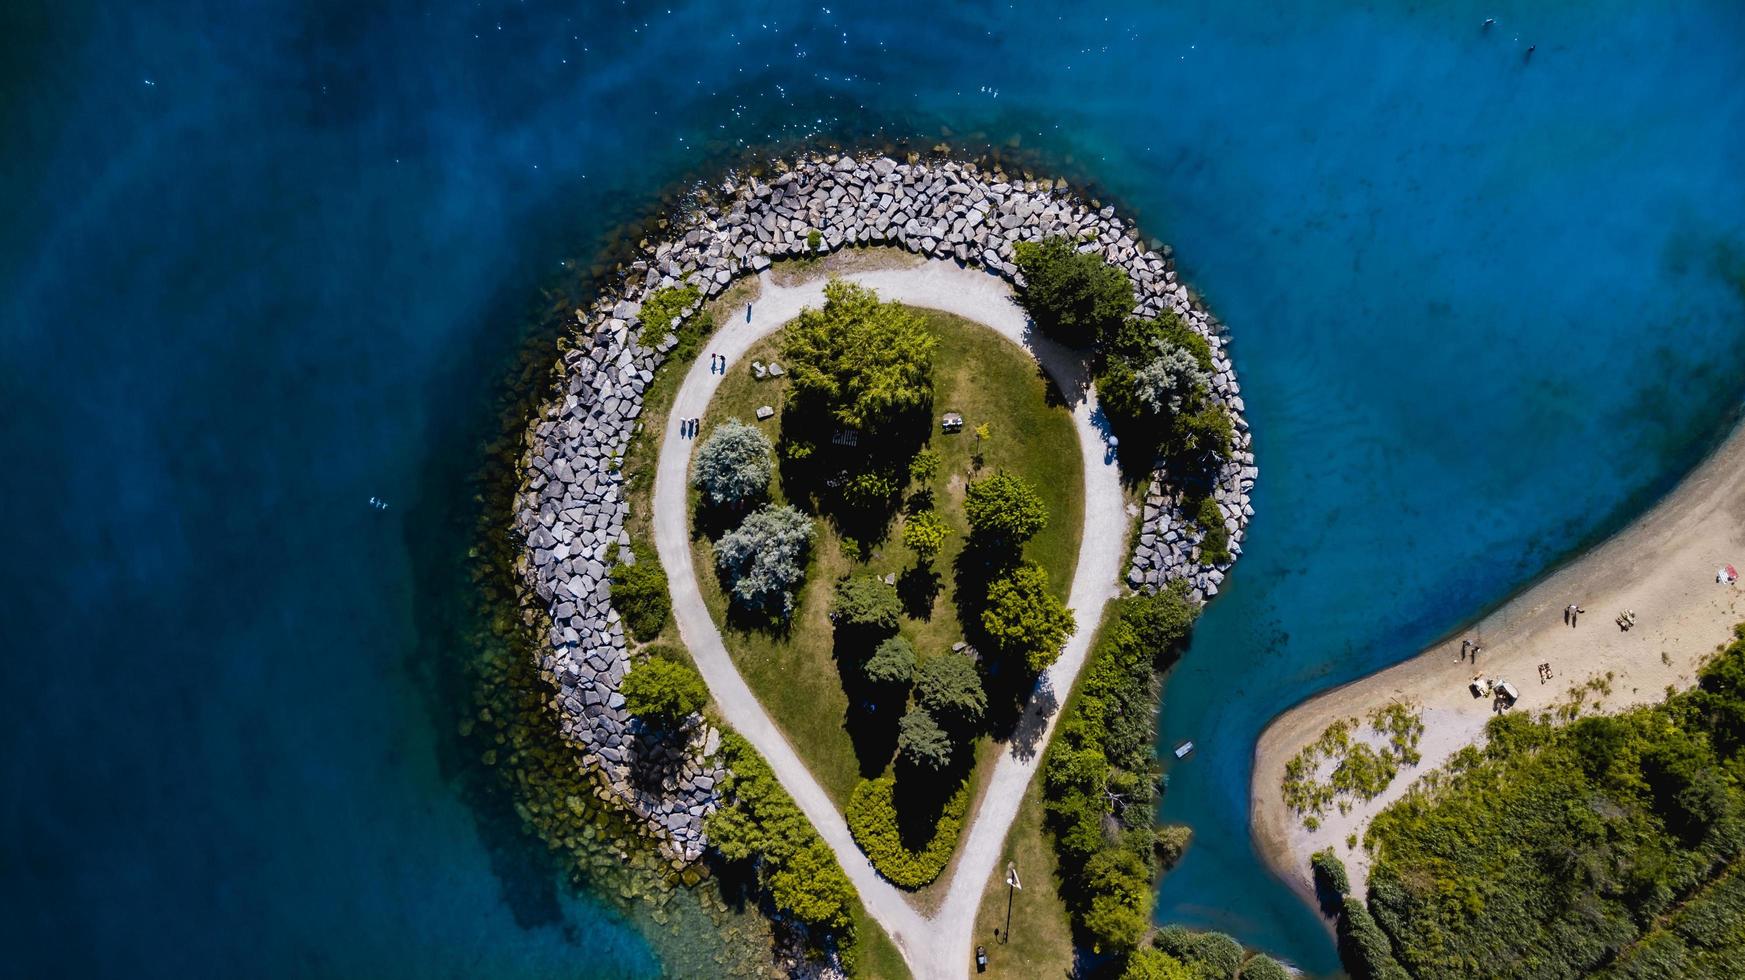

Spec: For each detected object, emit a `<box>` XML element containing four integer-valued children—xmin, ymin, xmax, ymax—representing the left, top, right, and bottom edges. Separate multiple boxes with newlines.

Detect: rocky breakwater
<box><xmin>514</xmin><ymin>152</ymin><xmax>1255</xmax><ymax>861</ymax></box>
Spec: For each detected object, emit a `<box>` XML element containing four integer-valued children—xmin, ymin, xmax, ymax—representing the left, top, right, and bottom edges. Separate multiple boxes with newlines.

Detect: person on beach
<box><xmin>746</xmin><ymin>303</ymin><xmax>752</xmax><ymax>323</ymax></box>
<box><xmin>1460</xmin><ymin>639</ymin><xmax>1470</xmax><ymax>661</ymax></box>
<box><xmin>1472</xmin><ymin>645</ymin><xmax>1482</xmax><ymax>664</ymax></box>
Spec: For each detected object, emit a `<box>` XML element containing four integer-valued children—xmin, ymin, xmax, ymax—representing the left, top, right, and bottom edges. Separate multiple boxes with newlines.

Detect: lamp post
<box><xmin>1002</xmin><ymin>863</ymin><xmax>1022</xmax><ymax>943</ymax></box>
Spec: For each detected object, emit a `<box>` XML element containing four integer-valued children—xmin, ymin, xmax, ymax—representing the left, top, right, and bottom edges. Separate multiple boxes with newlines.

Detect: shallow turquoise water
<box><xmin>4</xmin><ymin>1</ymin><xmax>1743</xmax><ymax>975</ymax></box>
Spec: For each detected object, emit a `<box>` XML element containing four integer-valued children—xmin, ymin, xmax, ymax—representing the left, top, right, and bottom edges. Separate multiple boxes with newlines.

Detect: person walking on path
<box><xmin>746</xmin><ymin>302</ymin><xmax>752</xmax><ymax>323</ymax></box>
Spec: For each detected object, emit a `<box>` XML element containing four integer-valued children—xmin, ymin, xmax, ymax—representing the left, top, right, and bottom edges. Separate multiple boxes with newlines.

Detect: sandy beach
<box><xmin>1251</xmin><ymin>417</ymin><xmax>1745</xmax><ymax>910</ymax></box>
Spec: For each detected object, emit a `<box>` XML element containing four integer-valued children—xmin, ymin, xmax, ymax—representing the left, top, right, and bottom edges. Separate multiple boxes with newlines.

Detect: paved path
<box><xmin>652</xmin><ymin>260</ymin><xmax>1129</xmax><ymax>979</ymax></box>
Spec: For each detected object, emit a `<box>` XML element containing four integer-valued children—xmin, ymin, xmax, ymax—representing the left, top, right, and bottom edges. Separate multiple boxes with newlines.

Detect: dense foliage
<box><xmin>704</xmin><ymin>733</ymin><xmax>859</xmax><ymax>938</ymax></box>
<box><xmin>1041</xmin><ymin>584</ymin><xmax>1201</xmax><ymax>952</ymax></box>
<box><xmin>1120</xmin><ymin>948</ymin><xmax>1195</xmax><ymax>979</ymax></box>
<box><xmin>780</xmin><ymin>279</ymin><xmax>937</xmax><ymax>435</ymax></box>
<box><xmin>691</xmin><ymin>418</ymin><xmax>773</xmax><ymax>507</ymax></box>
<box><xmin>863</xmin><ymin>635</ymin><xmax>917</xmax><ymax>687</ymax></box>
<box><xmin>830</xmin><ymin>574</ymin><xmax>903</xmax><ymax>637</ymax></box>
<box><xmin>1152</xmin><ymin>925</ymin><xmax>1244</xmax><ymax>977</ymax></box>
<box><xmin>963</xmin><ymin>471</ymin><xmax>1049</xmax><ymax>547</ymax></box>
<box><xmin>981</xmin><ymin>562</ymin><xmax>1076</xmax><ymax>673</ymax></box>
<box><xmin>1012</xmin><ymin>235</ymin><xmax>1136</xmax><ymax>345</ymax></box>
<box><xmin>900</xmin><ymin>508</ymin><xmax>949</xmax><ymax>561</ymax></box>
<box><xmin>1360</xmin><ymin>624</ymin><xmax>1745</xmax><ymax>979</ymax></box>
<box><xmin>714</xmin><ymin>504</ymin><xmax>815</xmax><ymax>616</ymax></box>
<box><xmin>608</xmin><ymin>547</ymin><xmax>670</xmax><ymax>641</ymax></box>
<box><xmin>897</xmin><ymin>706</ymin><xmax>953</xmax><ymax>771</ymax></box>
<box><xmin>844</xmin><ymin>775</ymin><xmax>969</xmax><ymax>888</ymax></box>
<box><xmin>915</xmin><ymin>652</ymin><xmax>987</xmax><ymax>727</ymax></box>
<box><xmin>1095</xmin><ymin>313</ymin><xmax>1231</xmax><ymax>478</ymax></box>
<box><xmin>619</xmin><ymin>647</ymin><xmax>708</xmax><ymax>725</ymax></box>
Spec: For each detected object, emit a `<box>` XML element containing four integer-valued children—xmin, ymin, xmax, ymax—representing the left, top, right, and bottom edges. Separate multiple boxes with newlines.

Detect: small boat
<box><xmin>1174</xmin><ymin>740</ymin><xmax>1195</xmax><ymax>759</ymax></box>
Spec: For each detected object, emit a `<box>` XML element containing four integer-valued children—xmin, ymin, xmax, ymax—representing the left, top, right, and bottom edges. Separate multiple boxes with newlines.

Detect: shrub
<box><xmin>714</xmin><ymin>505</ymin><xmax>814</xmax><ymax>615</ymax></box>
<box><xmin>780</xmin><ymin>279</ymin><xmax>937</xmax><ymax>434</ymax></box>
<box><xmin>1311</xmin><ymin>847</ymin><xmax>1350</xmax><ymax>915</ymax></box>
<box><xmin>704</xmin><ymin>734</ymin><xmax>856</xmax><ymax>934</ymax></box>
<box><xmin>806</xmin><ymin>228</ymin><xmax>822</xmax><ymax>251</ymax></box>
<box><xmin>1012</xmin><ymin>236</ymin><xmax>1135</xmax><ymax>346</ymax></box>
<box><xmin>915</xmin><ymin>653</ymin><xmax>987</xmax><ymax>726</ymax></box>
<box><xmin>691</xmin><ymin>418</ymin><xmax>773</xmax><ymax>507</ymax></box>
<box><xmin>621</xmin><ymin>651</ymin><xmax>708</xmax><ymax>726</ymax></box>
<box><xmin>841</xmin><ymin>466</ymin><xmax>902</xmax><ymax>509</ymax></box>
<box><xmin>901</xmin><ymin>509</ymin><xmax>950</xmax><ymax>562</ymax></box>
<box><xmin>1175</xmin><ymin>403</ymin><xmax>1233</xmax><ymax>461</ymax></box>
<box><xmin>1194</xmin><ymin>497</ymin><xmax>1230</xmax><ymax>564</ymax></box>
<box><xmin>844</xmin><ymin>775</ymin><xmax>969</xmax><ymax>888</ymax></box>
<box><xmin>963</xmin><ymin>471</ymin><xmax>1048</xmax><ymax>547</ymax></box>
<box><xmin>1080</xmin><ymin>847</ymin><xmax>1154</xmax><ymax>952</ymax></box>
<box><xmin>608</xmin><ymin>549</ymin><xmax>670</xmax><ymax>641</ymax></box>
<box><xmin>1154</xmin><ymin>824</ymin><xmax>1192</xmax><ymax>868</ymax></box>
<box><xmin>1237</xmin><ymin>954</ymin><xmax>1291</xmax><ymax>980</ymax></box>
<box><xmin>1337</xmin><ymin>898</ymin><xmax>1409</xmax><ymax>980</ymax></box>
<box><xmin>1186</xmin><ymin>931</ymin><xmax>1245</xmax><ymax>978</ymax></box>
<box><xmin>864</xmin><ymin>635</ymin><xmax>916</xmax><ymax>687</ymax></box>
<box><xmin>981</xmin><ymin>562</ymin><xmax>1076</xmax><ymax>673</ymax></box>
<box><xmin>1121</xmin><ymin>948</ymin><xmax>1195</xmax><ymax>980</ymax></box>
<box><xmin>830</xmin><ymin>574</ymin><xmax>902</xmax><ymax>637</ymax></box>
<box><xmin>907</xmin><ymin>448</ymin><xmax>940</xmax><ymax>486</ymax></box>
<box><xmin>897</xmin><ymin>707</ymin><xmax>953</xmax><ymax>771</ymax></box>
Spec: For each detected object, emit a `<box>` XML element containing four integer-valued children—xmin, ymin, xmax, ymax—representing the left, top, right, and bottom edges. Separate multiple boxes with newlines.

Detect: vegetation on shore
<box><xmin>1282</xmin><ymin>701</ymin><xmax>1424</xmax><ymax>830</ymax></box>
<box><xmin>690</xmin><ymin>286</ymin><xmax>1085</xmax><ymax>891</ymax></box>
<box><xmin>1345</xmin><ymin>623</ymin><xmax>1745</xmax><ymax>979</ymax></box>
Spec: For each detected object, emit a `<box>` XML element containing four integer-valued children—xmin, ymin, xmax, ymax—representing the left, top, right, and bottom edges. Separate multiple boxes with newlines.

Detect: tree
<box><xmin>916</xmin><ymin>653</ymin><xmax>987</xmax><ymax>726</ymax></box>
<box><xmin>691</xmin><ymin>418</ymin><xmax>773</xmax><ymax>507</ymax></box>
<box><xmin>902</xmin><ymin>509</ymin><xmax>950</xmax><ymax>562</ymax></box>
<box><xmin>766</xmin><ymin>838</ymin><xmax>855</xmax><ymax>931</ymax></box>
<box><xmin>897</xmin><ymin>707</ymin><xmax>953</xmax><ymax>771</ymax></box>
<box><xmin>1120</xmin><ymin>948</ymin><xmax>1196</xmax><ymax>980</ymax></box>
<box><xmin>1124</xmin><ymin>581</ymin><xmax>1200</xmax><ymax>656</ymax></box>
<box><xmin>1101</xmin><ymin>335</ymin><xmax>1211</xmax><ymax>423</ymax></box>
<box><xmin>1154</xmin><ymin>824</ymin><xmax>1192</xmax><ymax>868</ymax></box>
<box><xmin>1175</xmin><ymin>403</ymin><xmax>1233</xmax><ymax>461</ymax></box>
<box><xmin>864</xmin><ymin>635</ymin><xmax>917</xmax><ymax>687</ymax></box>
<box><xmin>1080</xmin><ymin>847</ymin><xmax>1153</xmax><ymax>951</ymax></box>
<box><xmin>1238</xmin><ymin>955</ymin><xmax>1291</xmax><ymax>980</ymax></box>
<box><xmin>908</xmin><ymin>448</ymin><xmax>940</xmax><ymax>486</ymax></box>
<box><xmin>714</xmin><ymin>505</ymin><xmax>815</xmax><ymax>615</ymax></box>
<box><xmin>779</xmin><ymin>279</ymin><xmax>937</xmax><ymax>434</ymax></box>
<box><xmin>982</xmin><ymin>562</ymin><xmax>1076</xmax><ymax>673</ymax></box>
<box><xmin>963</xmin><ymin>472</ymin><xmax>1048</xmax><ymax>547</ymax></box>
<box><xmin>620</xmin><ymin>651</ymin><xmax>708</xmax><ymax>725</ymax></box>
<box><xmin>830</xmin><ymin>574</ymin><xmax>902</xmax><ymax>637</ymax></box>
<box><xmin>609</xmin><ymin>549</ymin><xmax>670</xmax><ymax>641</ymax></box>
<box><xmin>1012</xmin><ymin>236</ymin><xmax>1135</xmax><ymax>346</ymax></box>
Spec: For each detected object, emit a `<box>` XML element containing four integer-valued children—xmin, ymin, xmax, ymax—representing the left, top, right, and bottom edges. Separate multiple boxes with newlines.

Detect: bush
<box><xmin>1121</xmin><ymin>948</ymin><xmax>1195</xmax><ymax>980</ymax></box>
<box><xmin>714</xmin><ymin>505</ymin><xmax>814</xmax><ymax>616</ymax></box>
<box><xmin>915</xmin><ymin>652</ymin><xmax>987</xmax><ymax>726</ymax></box>
<box><xmin>1311</xmin><ymin>847</ymin><xmax>1350</xmax><ymax>916</ymax></box>
<box><xmin>1012</xmin><ymin>236</ymin><xmax>1135</xmax><ymax>346</ymax></box>
<box><xmin>963</xmin><ymin>471</ymin><xmax>1049</xmax><ymax>547</ymax></box>
<box><xmin>609</xmin><ymin>549</ymin><xmax>670</xmax><ymax>641</ymax></box>
<box><xmin>780</xmin><ymin>279</ymin><xmax>937</xmax><ymax>434</ymax></box>
<box><xmin>620</xmin><ymin>650</ymin><xmax>708</xmax><ymax>725</ymax></box>
<box><xmin>830</xmin><ymin>574</ymin><xmax>902</xmax><ymax>637</ymax></box>
<box><xmin>864</xmin><ymin>635</ymin><xmax>916</xmax><ymax>687</ymax></box>
<box><xmin>1186</xmin><ymin>931</ymin><xmax>1245</xmax><ymax>978</ymax></box>
<box><xmin>1080</xmin><ymin>846</ymin><xmax>1154</xmax><ymax>952</ymax></box>
<box><xmin>901</xmin><ymin>509</ymin><xmax>950</xmax><ymax>562</ymax></box>
<box><xmin>1338</xmin><ymin>898</ymin><xmax>1409</xmax><ymax>980</ymax></box>
<box><xmin>844</xmin><ymin>775</ymin><xmax>969</xmax><ymax>888</ymax></box>
<box><xmin>692</xmin><ymin>418</ymin><xmax>773</xmax><ymax>506</ymax></box>
<box><xmin>704</xmin><ymin>734</ymin><xmax>857</xmax><ymax>934</ymax></box>
<box><xmin>981</xmin><ymin>562</ymin><xmax>1076</xmax><ymax>673</ymax></box>
<box><xmin>1237</xmin><ymin>954</ymin><xmax>1291</xmax><ymax>980</ymax></box>
<box><xmin>1154</xmin><ymin>824</ymin><xmax>1192</xmax><ymax>868</ymax></box>
<box><xmin>897</xmin><ymin>707</ymin><xmax>953</xmax><ymax>771</ymax></box>
<box><xmin>907</xmin><ymin>448</ymin><xmax>940</xmax><ymax>486</ymax></box>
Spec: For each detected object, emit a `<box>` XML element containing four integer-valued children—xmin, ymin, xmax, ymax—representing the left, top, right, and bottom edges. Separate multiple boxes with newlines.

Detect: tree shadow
<box><xmin>1003</xmin><ymin>674</ymin><xmax>1061</xmax><ymax>762</ymax></box>
<box><xmin>831</xmin><ymin>626</ymin><xmax>904</xmax><ymax>778</ymax></box>
<box><xmin>624</xmin><ymin>719</ymin><xmax>691</xmax><ymax>790</ymax></box>
<box><xmin>897</xmin><ymin>562</ymin><xmax>941</xmax><ymax>620</ymax></box>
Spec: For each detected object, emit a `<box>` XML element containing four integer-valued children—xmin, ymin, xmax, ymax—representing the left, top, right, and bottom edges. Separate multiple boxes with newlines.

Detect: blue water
<box><xmin>4</xmin><ymin>1</ymin><xmax>1743</xmax><ymax>976</ymax></box>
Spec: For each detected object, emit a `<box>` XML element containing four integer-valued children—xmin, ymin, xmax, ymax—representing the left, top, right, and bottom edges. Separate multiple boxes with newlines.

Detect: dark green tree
<box><xmin>897</xmin><ymin>707</ymin><xmax>953</xmax><ymax>772</ymax></box>
<box><xmin>1012</xmin><ymin>236</ymin><xmax>1135</xmax><ymax>346</ymax></box>
<box><xmin>963</xmin><ymin>471</ymin><xmax>1049</xmax><ymax>547</ymax></box>
<box><xmin>981</xmin><ymin>562</ymin><xmax>1076</xmax><ymax>673</ymax></box>
<box><xmin>620</xmin><ymin>651</ymin><xmax>708</xmax><ymax>726</ymax></box>
<box><xmin>830</xmin><ymin>574</ymin><xmax>902</xmax><ymax>637</ymax></box>
<box><xmin>864</xmin><ymin>635</ymin><xmax>917</xmax><ymax>687</ymax></box>
<box><xmin>609</xmin><ymin>549</ymin><xmax>670</xmax><ymax>641</ymax></box>
<box><xmin>915</xmin><ymin>652</ymin><xmax>987</xmax><ymax>726</ymax></box>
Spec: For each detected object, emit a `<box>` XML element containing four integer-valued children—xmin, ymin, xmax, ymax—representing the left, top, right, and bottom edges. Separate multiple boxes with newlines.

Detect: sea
<box><xmin>4</xmin><ymin>1</ymin><xmax>1742</xmax><ymax>976</ymax></box>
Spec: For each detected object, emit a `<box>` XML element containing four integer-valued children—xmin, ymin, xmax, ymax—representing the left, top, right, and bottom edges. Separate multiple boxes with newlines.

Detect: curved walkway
<box><xmin>652</xmin><ymin>260</ymin><xmax>1129</xmax><ymax>979</ymax></box>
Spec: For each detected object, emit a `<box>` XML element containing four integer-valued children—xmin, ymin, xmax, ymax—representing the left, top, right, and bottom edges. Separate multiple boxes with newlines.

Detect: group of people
<box><xmin>708</xmin><ymin>353</ymin><xmax>727</xmax><ymax>375</ymax></box>
<box><xmin>1459</xmin><ymin>638</ymin><xmax>1483</xmax><ymax>663</ymax></box>
<box><xmin>1537</xmin><ymin>661</ymin><xmax>1554</xmax><ymax>684</ymax></box>
<box><xmin>678</xmin><ymin>417</ymin><xmax>701</xmax><ymax>438</ymax></box>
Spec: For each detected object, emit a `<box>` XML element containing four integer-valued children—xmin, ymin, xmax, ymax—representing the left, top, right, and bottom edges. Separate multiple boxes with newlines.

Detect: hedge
<box><xmin>845</xmin><ymin>775</ymin><xmax>969</xmax><ymax>888</ymax></box>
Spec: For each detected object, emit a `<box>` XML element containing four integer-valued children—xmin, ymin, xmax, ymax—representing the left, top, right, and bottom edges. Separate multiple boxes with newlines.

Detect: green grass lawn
<box><xmin>969</xmin><ymin>776</ymin><xmax>1075</xmax><ymax>979</ymax></box>
<box><xmin>691</xmin><ymin>306</ymin><xmax>1086</xmax><ymax>806</ymax></box>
